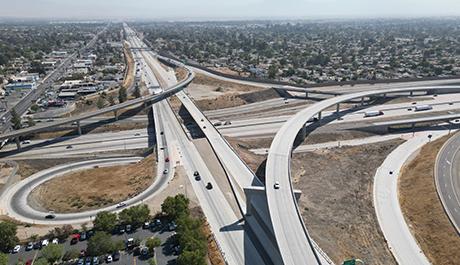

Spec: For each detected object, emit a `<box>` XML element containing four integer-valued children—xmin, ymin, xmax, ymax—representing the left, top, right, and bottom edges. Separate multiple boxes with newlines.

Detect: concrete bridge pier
<box><xmin>336</xmin><ymin>103</ymin><xmax>340</xmax><ymax>114</ymax></box>
<box><xmin>305</xmin><ymin>91</ymin><xmax>309</xmax><ymax>99</ymax></box>
<box><xmin>318</xmin><ymin>111</ymin><xmax>322</xmax><ymax>121</ymax></box>
<box><xmin>15</xmin><ymin>137</ymin><xmax>21</xmax><ymax>150</ymax></box>
<box><xmin>361</xmin><ymin>96</ymin><xmax>365</xmax><ymax>106</ymax></box>
<box><xmin>77</xmin><ymin>121</ymin><xmax>82</xmax><ymax>135</ymax></box>
<box><xmin>114</xmin><ymin>110</ymin><xmax>119</xmax><ymax>121</ymax></box>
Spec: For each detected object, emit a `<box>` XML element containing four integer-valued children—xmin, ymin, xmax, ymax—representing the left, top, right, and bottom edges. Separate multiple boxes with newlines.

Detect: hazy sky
<box><xmin>2</xmin><ymin>0</ymin><xmax>460</xmax><ymax>20</ymax></box>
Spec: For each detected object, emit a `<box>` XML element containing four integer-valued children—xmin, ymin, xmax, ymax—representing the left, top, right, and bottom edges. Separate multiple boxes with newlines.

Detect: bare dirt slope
<box><xmin>29</xmin><ymin>154</ymin><xmax>156</xmax><ymax>213</ymax></box>
<box><xmin>292</xmin><ymin>140</ymin><xmax>404</xmax><ymax>265</ymax></box>
<box><xmin>399</xmin><ymin>135</ymin><xmax>460</xmax><ymax>265</ymax></box>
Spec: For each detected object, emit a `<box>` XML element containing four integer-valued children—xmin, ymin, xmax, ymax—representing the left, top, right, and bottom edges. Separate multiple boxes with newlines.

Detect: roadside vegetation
<box><xmin>399</xmin><ymin>135</ymin><xmax>460</xmax><ymax>264</ymax></box>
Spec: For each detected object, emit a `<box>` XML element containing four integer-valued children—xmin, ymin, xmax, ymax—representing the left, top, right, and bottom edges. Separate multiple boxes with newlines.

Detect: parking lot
<box><xmin>7</xmin><ymin>224</ymin><xmax>179</xmax><ymax>265</ymax></box>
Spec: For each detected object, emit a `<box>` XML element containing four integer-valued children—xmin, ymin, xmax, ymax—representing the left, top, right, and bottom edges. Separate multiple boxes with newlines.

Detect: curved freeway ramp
<box><xmin>266</xmin><ymin>85</ymin><xmax>460</xmax><ymax>265</ymax></box>
<box><xmin>435</xmin><ymin>131</ymin><xmax>460</xmax><ymax>233</ymax></box>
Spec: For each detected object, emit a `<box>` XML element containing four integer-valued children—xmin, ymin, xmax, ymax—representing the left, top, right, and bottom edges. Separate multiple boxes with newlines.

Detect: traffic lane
<box><xmin>8</xmin><ymin>227</ymin><xmax>177</xmax><ymax>265</ymax></box>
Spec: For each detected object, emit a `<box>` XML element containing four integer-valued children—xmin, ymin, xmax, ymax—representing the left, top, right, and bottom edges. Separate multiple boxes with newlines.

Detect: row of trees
<box><xmin>162</xmin><ymin>195</ymin><xmax>207</xmax><ymax>265</ymax></box>
<box><xmin>93</xmin><ymin>204</ymin><xmax>150</xmax><ymax>233</ymax></box>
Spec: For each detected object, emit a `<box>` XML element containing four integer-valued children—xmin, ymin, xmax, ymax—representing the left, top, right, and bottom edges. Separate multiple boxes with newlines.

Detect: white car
<box><xmin>106</xmin><ymin>255</ymin><xmax>113</xmax><ymax>263</ymax></box>
<box><xmin>41</xmin><ymin>239</ymin><xmax>49</xmax><ymax>247</ymax></box>
<box><xmin>274</xmin><ymin>181</ymin><xmax>280</xmax><ymax>189</ymax></box>
<box><xmin>52</xmin><ymin>238</ymin><xmax>59</xmax><ymax>244</ymax></box>
<box><xmin>12</xmin><ymin>245</ymin><xmax>20</xmax><ymax>253</ymax></box>
<box><xmin>116</xmin><ymin>202</ymin><xmax>126</xmax><ymax>208</ymax></box>
<box><xmin>22</xmin><ymin>140</ymin><xmax>31</xmax><ymax>144</ymax></box>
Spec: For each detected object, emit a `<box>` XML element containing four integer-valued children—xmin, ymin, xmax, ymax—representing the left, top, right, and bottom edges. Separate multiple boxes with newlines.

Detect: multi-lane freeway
<box><xmin>435</xmin><ymin>131</ymin><xmax>460</xmax><ymax>233</ymax></box>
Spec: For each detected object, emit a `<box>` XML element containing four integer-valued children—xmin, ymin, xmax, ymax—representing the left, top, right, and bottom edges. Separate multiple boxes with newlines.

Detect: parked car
<box><xmin>77</xmin><ymin>258</ymin><xmax>84</xmax><ymax>265</ymax></box>
<box><xmin>25</xmin><ymin>260</ymin><xmax>32</xmax><ymax>265</ymax></box>
<box><xmin>41</xmin><ymin>239</ymin><xmax>49</xmax><ymax>247</ymax></box>
<box><xmin>112</xmin><ymin>251</ymin><xmax>120</xmax><ymax>261</ymax></box>
<box><xmin>169</xmin><ymin>221</ymin><xmax>177</xmax><ymax>231</ymax></box>
<box><xmin>126</xmin><ymin>224</ymin><xmax>132</xmax><ymax>233</ymax></box>
<box><xmin>33</xmin><ymin>242</ymin><xmax>41</xmax><ymax>249</ymax></box>
<box><xmin>26</xmin><ymin>242</ymin><xmax>33</xmax><ymax>251</ymax></box>
<box><xmin>71</xmin><ymin>234</ymin><xmax>80</xmax><ymax>244</ymax></box>
<box><xmin>12</xmin><ymin>245</ymin><xmax>21</xmax><ymax>253</ymax></box>
<box><xmin>106</xmin><ymin>255</ymin><xmax>113</xmax><ymax>263</ymax></box>
<box><xmin>79</xmin><ymin>232</ymin><xmax>87</xmax><ymax>241</ymax></box>
<box><xmin>85</xmin><ymin>258</ymin><xmax>91</xmax><ymax>265</ymax></box>
<box><xmin>52</xmin><ymin>238</ymin><xmax>59</xmax><ymax>244</ymax></box>
<box><xmin>93</xmin><ymin>257</ymin><xmax>99</xmax><ymax>265</ymax></box>
<box><xmin>143</xmin><ymin>222</ymin><xmax>150</xmax><ymax>229</ymax></box>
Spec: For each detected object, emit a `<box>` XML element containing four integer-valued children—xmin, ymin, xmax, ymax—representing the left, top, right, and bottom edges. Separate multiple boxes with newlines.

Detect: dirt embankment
<box><xmin>122</xmin><ymin>41</ymin><xmax>135</xmax><ymax>90</ymax></box>
<box><xmin>29</xmin><ymin>154</ymin><xmax>156</xmax><ymax>213</ymax></box>
<box><xmin>226</xmin><ymin>137</ymin><xmax>268</xmax><ymax>181</ymax></box>
<box><xmin>399</xmin><ymin>135</ymin><xmax>460</xmax><ymax>265</ymax></box>
<box><xmin>292</xmin><ymin>140</ymin><xmax>404</xmax><ymax>265</ymax></box>
<box><xmin>16</xmin><ymin>158</ymin><xmax>89</xmax><ymax>180</ymax></box>
<box><xmin>195</xmin><ymin>88</ymin><xmax>280</xmax><ymax>111</ymax></box>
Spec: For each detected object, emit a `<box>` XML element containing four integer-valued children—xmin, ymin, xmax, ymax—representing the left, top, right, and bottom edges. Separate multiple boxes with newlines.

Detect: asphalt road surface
<box><xmin>435</xmin><ymin>130</ymin><xmax>460</xmax><ymax>233</ymax></box>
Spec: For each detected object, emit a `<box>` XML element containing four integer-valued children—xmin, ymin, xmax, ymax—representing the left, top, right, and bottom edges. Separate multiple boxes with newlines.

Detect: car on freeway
<box><xmin>165</xmin><ymin>157</ymin><xmax>170</xmax><ymax>162</ymax></box>
<box><xmin>163</xmin><ymin>169</ymin><xmax>169</xmax><ymax>174</ymax></box>
<box><xmin>116</xmin><ymin>202</ymin><xmax>126</xmax><ymax>208</ymax></box>
<box><xmin>12</xmin><ymin>245</ymin><xmax>21</xmax><ymax>253</ymax></box>
<box><xmin>45</xmin><ymin>212</ymin><xmax>55</xmax><ymax>219</ymax></box>
<box><xmin>160</xmin><ymin>131</ymin><xmax>164</xmax><ymax>135</ymax></box>
<box><xmin>195</xmin><ymin>174</ymin><xmax>201</xmax><ymax>181</ymax></box>
<box><xmin>66</xmin><ymin>145</ymin><xmax>73</xmax><ymax>149</ymax></box>
<box><xmin>26</xmin><ymin>242</ymin><xmax>33</xmax><ymax>251</ymax></box>
<box><xmin>274</xmin><ymin>181</ymin><xmax>280</xmax><ymax>189</ymax></box>
<box><xmin>22</xmin><ymin>140</ymin><xmax>31</xmax><ymax>144</ymax></box>
<box><xmin>134</xmin><ymin>133</ymin><xmax>141</xmax><ymax>136</ymax></box>
<box><xmin>206</xmin><ymin>182</ymin><xmax>213</xmax><ymax>190</ymax></box>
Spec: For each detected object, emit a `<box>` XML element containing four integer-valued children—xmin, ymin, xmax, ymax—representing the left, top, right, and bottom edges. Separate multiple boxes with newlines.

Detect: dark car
<box><xmin>79</xmin><ymin>232</ymin><xmax>87</xmax><ymax>241</ymax></box>
<box><xmin>195</xmin><ymin>174</ymin><xmax>201</xmax><ymax>181</ymax></box>
<box><xmin>112</xmin><ymin>251</ymin><xmax>120</xmax><ymax>261</ymax></box>
<box><xmin>194</xmin><ymin>171</ymin><xmax>199</xmax><ymax>176</ymax></box>
<box><xmin>45</xmin><ymin>214</ymin><xmax>55</xmax><ymax>219</ymax></box>
<box><xmin>33</xmin><ymin>242</ymin><xmax>41</xmax><ymax>249</ymax></box>
<box><xmin>206</xmin><ymin>182</ymin><xmax>213</xmax><ymax>190</ymax></box>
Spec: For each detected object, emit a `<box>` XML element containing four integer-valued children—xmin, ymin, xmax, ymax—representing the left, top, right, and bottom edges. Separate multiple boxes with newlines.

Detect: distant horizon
<box><xmin>2</xmin><ymin>0</ymin><xmax>460</xmax><ymax>22</ymax></box>
<box><xmin>2</xmin><ymin>15</ymin><xmax>460</xmax><ymax>24</ymax></box>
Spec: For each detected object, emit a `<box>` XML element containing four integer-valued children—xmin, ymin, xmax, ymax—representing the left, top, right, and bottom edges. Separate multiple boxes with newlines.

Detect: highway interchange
<box><xmin>0</xmin><ymin>23</ymin><xmax>460</xmax><ymax>265</ymax></box>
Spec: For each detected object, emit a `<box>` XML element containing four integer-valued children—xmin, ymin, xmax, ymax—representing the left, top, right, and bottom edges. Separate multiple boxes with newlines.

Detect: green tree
<box><xmin>145</xmin><ymin>237</ymin><xmax>161</xmax><ymax>254</ymax></box>
<box><xmin>93</xmin><ymin>211</ymin><xmax>118</xmax><ymax>233</ymax></box>
<box><xmin>33</xmin><ymin>258</ymin><xmax>48</xmax><ymax>265</ymax></box>
<box><xmin>62</xmin><ymin>249</ymin><xmax>80</xmax><ymax>261</ymax></box>
<box><xmin>268</xmin><ymin>64</ymin><xmax>278</xmax><ymax>79</ymax></box>
<box><xmin>41</xmin><ymin>244</ymin><xmax>63</xmax><ymax>264</ymax></box>
<box><xmin>133</xmin><ymin>85</ymin><xmax>141</xmax><ymax>98</ymax></box>
<box><xmin>0</xmin><ymin>221</ymin><xmax>19</xmax><ymax>252</ymax></box>
<box><xmin>118</xmin><ymin>87</ymin><xmax>127</xmax><ymax>103</ymax></box>
<box><xmin>0</xmin><ymin>252</ymin><xmax>8</xmax><ymax>265</ymax></box>
<box><xmin>10</xmin><ymin>109</ymin><xmax>22</xmax><ymax>130</ymax></box>
<box><xmin>48</xmin><ymin>225</ymin><xmax>73</xmax><ymax>241</ymax></box>
<box><xmin>148</xmin><ymin>258</ymin><xmax>157</xmax><ymax>265</ymax></box>
<box><xmin>107</xmin><ymin>95</ymin><xmax>116</xmax><ymax>106</ymax></box>
<box><xmin>177</xmin><ymin>250</ymin><xmax>205</xmax><ymax>265</ymax></box>
<box><xmin>27</xmin><ymin>116</ymin><xmax>35</xmax><ymax>127</ymax></box>
<box><xmin>161</xmin><ymin>194</ymin><xmax>190</xmax><ymax>220</ymax></box>
<box><xmin>30</xmin><ymin>104</ymin><xmax>39</xmax><ymax>112</ymax></box>
<box><xmin>119</xmin><ymin>204</ymin><xmax>150</xmax><ymax>227</ymax></box>
<box><xmin>96</xmin><ymin>96</ymin><xmax>105</xmax><ymax>109</ymax></box>
<box><xmin>87</xmin><ymin>232</ymin><xmax>113</xmax><ymax>256</ymax></box>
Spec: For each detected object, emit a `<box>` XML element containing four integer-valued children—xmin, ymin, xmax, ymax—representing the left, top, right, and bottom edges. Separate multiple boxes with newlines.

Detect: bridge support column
<box><xmin>409</xmin><ymin>91</ymin><xmax>413</xmax><ymax>96</ymax></box>
<box><xmin>336</xmin><ymin>103</ymin><xmax>340</xmax><ymax>114</ymax></box>
<box><xmin>318</xmin><ymin>111</ymin><xmax>322</xmax><ymax>121</ymax></box>
<box><xmin>114</xmin><ymin>110</ymin><xmax>118</xmax><ymax>121</ymax></box>
<box><xmin>305</xmin><ymin>92</ymin><xmax>309</xmax><ymax>99</ymax></box>
<box><xmin>361</xmin><ymin>97</ymin><xmax>365</xmax><ymax>106</ymax></box>
<box><xmin>77</xmin><ymin>121</ymin><xmax>82</xmax><ymax>135</ymax></box>
<box><xmin>300</xmin><ymin>123</ymin><xmax>307</xmax><ymax>141</ymax></box>
<box><xmin>382</xmin><ymin>93</ymin><xmax>387</xmax><ymax>99</ymax></box>
<box><xmin>15</xmin><ymin>137</ymin><xmax>21</xmax><ymax>150</ymax></box>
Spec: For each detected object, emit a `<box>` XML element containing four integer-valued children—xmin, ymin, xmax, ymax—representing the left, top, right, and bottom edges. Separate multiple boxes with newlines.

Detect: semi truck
<box><xmin>364</xmin><ymin>110</ymin><xmax>384</xmax><ymax>117</ymax></box>
<box><xmin>414</xmin><ymin>105</ymin><xmax>433</xmax><ymax>111</ymax></box>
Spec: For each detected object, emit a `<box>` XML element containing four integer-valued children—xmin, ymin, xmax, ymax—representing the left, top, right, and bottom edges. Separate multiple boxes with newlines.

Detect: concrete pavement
<box><xmin>435</xmin><ymin>131</ymin><xmax>460</xmax><ymax>233</ymax></box>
